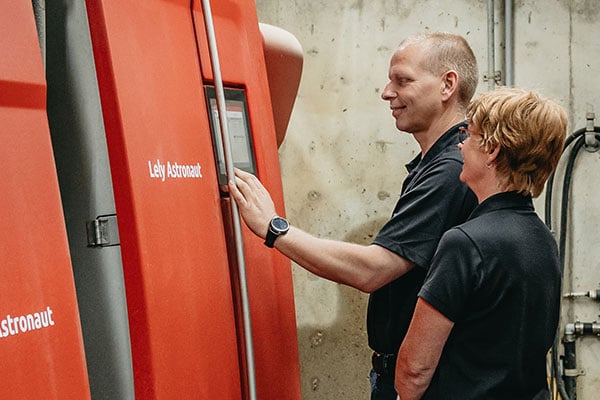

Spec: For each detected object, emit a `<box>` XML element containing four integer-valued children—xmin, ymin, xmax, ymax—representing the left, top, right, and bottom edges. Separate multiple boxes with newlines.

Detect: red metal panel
<box><xmin>193</xmin><ymin>1</ymin><xmax>302</xmax><ymax>399</ymax></box>
<box><xmin>0</xmin><ymin>1</ymin><xmax>90</xmax><ymax>399</ymax></box>
<box><xmin>85</xmin><ymin>0</ymin><xmax>243</xmax><ymax>398</ymax></box>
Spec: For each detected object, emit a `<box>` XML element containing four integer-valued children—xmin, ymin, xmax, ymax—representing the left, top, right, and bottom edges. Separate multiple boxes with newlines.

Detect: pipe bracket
<box><xmin>564</xmin><ymin>368</ymin><xmax>586</xmax><ymax>377</ymax></box>
<box><xmin>584</xmin><ymin>111</ymin><xmax>599</xmax><ymax>152</ymax></box>
<box><xmin>483</xmin><ymin>71</ymin><xmax>502</xmax><ymax>84</ymax></box>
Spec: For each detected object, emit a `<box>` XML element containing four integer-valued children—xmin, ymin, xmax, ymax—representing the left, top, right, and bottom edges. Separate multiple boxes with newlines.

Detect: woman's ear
<box><xmin>487</xmin><ymin>145</ymin><xmax>501</xmax><ymax>165</ymax></box>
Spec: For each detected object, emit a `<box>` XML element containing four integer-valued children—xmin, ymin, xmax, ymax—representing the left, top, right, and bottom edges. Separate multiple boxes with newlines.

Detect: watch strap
<box><xmin>264</xmin><ymin>228</ymin><xmax>278</xmax><ymax>248</ymax></box>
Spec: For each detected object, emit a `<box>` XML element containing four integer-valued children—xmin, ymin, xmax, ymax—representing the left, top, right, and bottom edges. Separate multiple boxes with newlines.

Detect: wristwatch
<box><xmin>264</xmin><ymin>216</ymin><xmax>289</xmax><ymax>248</ymax></box>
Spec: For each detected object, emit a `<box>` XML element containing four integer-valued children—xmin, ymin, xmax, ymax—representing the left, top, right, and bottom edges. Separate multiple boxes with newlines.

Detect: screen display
<box><xmin>204</xmin><ymin>86</ymin><xmax>257</xmax><ymax>186</ymax></box>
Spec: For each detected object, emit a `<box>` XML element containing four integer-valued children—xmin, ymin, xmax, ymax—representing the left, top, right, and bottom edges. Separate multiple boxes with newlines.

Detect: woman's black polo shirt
<box><xmin>418</xmin><ymin>192</ymin><xmax>561</xmax><ymax>399</ymax></box>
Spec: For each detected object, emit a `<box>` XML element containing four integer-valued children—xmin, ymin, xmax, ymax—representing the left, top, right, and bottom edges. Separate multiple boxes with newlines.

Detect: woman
<box><xmin>394</xmin><ymin>87</ymin><xmax>567</xmax><ymax>400</ymax></box>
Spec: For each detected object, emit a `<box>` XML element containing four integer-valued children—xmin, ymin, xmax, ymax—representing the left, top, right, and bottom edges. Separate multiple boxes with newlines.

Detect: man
<box><xmin>229</xmin><ymin>32</ymin><xmax>479</xmax><ymax>400</ymax></box>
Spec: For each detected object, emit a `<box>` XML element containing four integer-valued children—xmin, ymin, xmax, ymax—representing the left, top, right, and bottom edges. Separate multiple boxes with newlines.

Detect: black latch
<box><xmin>86</xmin><ymin>214</ymin><xmax>120</xmax><ymax>247</ymax></box>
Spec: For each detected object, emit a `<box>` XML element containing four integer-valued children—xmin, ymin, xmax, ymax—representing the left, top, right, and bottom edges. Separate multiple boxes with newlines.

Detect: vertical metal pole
<box><xmin>487</xmin><ymin>0</ymin><xmax>496</xmax><ymax>90</ymax></box>
<box><xmin>505</xmin><ymin>0</ymin><xmax>513</xmax><ymax>86</ymax></box>
<box><xmin>199</xmin><ymin>1</ymin><xmax>258</xmax><ymax>399</ymax></box>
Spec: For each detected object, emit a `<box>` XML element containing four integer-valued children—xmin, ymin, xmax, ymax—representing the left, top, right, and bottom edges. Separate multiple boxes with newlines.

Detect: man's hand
<box><xmin>228</xmin><ymin>168</ymin><xmax>278</xmax><ymax>239</ymax></box>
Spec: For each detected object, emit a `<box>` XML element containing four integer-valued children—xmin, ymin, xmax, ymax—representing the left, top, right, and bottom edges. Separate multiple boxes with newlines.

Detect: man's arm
<box><xmin>395</xmin><ymin>298</ymin><xmax>454</xmax><ymax>400</ymax></box>
<box><xmin>229</xmin><ymin>168</ymin><xmax>414</xmax><ymax>293</ymax></box>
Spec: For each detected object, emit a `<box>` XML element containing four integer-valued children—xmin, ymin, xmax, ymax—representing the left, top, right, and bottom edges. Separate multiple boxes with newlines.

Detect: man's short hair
<box><xmin>400</xmin><ymin>32</ymin><xmax>478</xmax><ymax>108</ymax></box>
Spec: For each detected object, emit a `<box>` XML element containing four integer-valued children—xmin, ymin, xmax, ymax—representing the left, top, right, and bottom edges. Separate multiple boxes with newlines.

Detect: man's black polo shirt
<box><xmin>368</xmin><ymin>122</ymin><xmax>477</xmax><ymax>354</ymax></box>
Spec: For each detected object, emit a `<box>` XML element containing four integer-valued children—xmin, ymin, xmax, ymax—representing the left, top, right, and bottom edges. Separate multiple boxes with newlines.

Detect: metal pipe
<box><xmin>562</xmin><ymin>329</ymin><xmax>577</xmax><ymax>400</ymax></box>
<box><xmin>545</xmin><ymin>127</ymin><xmax>600</xmax><ymax>400</ymax></box>
<box><xmin>487</xmin><ymin>0</ymin><xmax>496</xmax><ymax>90</ymax></box>
<box><xmin>199</xmin><ymin>1</ymin><xmax>258</xmax><ymax>399</ymax></box>
<box><xmin>504</xmin><ymin>0</ymin><xmax>513</xmax><ymax>86</ymax></box>
<box><xmin>561</xmin><ymin>321</ymin><xmax>600</xmax><ymax>400</ymax></box>
<box><xmin>566</xmin><ymin>321</ymin><xmax>600</xmax><ymax>336</ymax></box>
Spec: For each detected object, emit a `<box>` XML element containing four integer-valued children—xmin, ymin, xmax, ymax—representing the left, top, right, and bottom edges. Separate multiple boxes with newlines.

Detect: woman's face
<box><xmin>458</xmin><ymin>125</ymin><xmax>488</xmax><ymax>189</ymax></box>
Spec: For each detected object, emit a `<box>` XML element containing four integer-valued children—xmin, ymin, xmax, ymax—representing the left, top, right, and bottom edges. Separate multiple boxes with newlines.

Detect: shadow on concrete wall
<box><xmin>295</xmin><ymin>216</ymin><xmax>389</xmax><ymax>400</ymax></box>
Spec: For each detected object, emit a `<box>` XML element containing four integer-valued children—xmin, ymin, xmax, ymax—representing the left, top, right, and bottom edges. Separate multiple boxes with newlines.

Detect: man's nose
<box><xmin>381</xmin><ymin>84</ymin><xmax>394</xmax><ymax>100</ymax></box>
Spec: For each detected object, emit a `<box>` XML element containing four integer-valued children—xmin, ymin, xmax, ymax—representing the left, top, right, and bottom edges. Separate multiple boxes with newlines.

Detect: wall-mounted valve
<box><xmin>564</xmin><ymin>290</ymin><xmax>600</xmax><ymax>301</ymax></box>
<box><xmin>565</xmin><ymin>321</ymin><xmax>600</xmax><ymax>338</ymax></box>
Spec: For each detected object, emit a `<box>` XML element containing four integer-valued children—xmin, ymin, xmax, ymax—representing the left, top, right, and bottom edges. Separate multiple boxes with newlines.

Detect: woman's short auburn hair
<box><xmin>466</xmin><ymin>87</ymin><xmax>567</xmax><ymax>197</ymax></box>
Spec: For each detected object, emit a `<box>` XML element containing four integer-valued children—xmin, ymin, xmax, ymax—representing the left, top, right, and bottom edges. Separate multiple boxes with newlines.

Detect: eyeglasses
<box><xmin>458</xmin><ymin>126</ymin><xmax>470</xmax><ymax>144</ymax></box>
<box><xmin>458</xmin><ymin>126</ymin><xmax>482</xmax><ymax>144</ymax></box>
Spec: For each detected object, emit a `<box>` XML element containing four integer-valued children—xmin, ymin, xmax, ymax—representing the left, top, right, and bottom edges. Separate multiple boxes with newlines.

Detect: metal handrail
<box><xmin>199</xmin><ymin>1</ymin><xmax>258</xmax><ymax>399</ymax></box>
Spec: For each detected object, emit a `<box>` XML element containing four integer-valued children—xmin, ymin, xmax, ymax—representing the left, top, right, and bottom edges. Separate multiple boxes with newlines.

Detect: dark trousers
<box><xmin>370</xmin><ymin>369</ymin><xmax>397</xmax><ymax>400</ymax></box>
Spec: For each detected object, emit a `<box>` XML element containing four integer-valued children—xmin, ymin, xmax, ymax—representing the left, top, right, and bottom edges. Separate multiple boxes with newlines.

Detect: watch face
<box><xmin>271</xmin><ymin>217</ymin><xmax>289</xmax><ymax>233</ymax></box>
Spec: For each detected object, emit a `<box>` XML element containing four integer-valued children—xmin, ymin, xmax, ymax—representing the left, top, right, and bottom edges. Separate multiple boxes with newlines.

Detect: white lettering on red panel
<box><xmin>0</xmin><ymin>306</ymin><xmax>55</xmax><ymax>338</ymax></box>
<box><xmin>148</xmin><ymin>160</ymin><xmax>203</xmax><ymax>182</ymax></box>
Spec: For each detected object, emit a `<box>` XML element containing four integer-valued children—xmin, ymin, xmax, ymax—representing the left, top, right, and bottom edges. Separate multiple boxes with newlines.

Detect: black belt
<box><xmin>372</xmin><ymin>352</ymin><xmax>397</xmax><ymax>376</ymax></box>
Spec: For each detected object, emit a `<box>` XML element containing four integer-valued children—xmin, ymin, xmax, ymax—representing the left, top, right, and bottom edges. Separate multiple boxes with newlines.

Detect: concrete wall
<box><xmin>256</xmin><ymin>0</ymin><xmax>600</xmax><ymax>399</ymax></box>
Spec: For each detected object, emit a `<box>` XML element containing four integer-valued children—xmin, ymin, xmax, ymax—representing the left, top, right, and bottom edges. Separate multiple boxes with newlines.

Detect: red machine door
<box><xmin>0</xmin><ymin>1</ymin><xmax>90</xmax><ymax>399</ymax></box>
<box><xmin>193</xmin><ymin>1</ymin><xmax>302</xmax><ymax>399</ymax></box>
<box><xmin>85</xmin><ymin>0</ymin><xmax>243</xmax><ymax>398</ymax></box>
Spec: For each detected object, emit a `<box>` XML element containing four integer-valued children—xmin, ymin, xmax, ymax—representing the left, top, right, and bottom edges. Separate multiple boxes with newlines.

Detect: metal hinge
<box><xmin>86</xmin><ymin>214</ymin><xmax>120</xmax><ymax>247</ymax></box>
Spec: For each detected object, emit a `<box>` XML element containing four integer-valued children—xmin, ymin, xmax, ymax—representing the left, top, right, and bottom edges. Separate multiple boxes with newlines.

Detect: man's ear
<box><xmin>441</xmin><ymin>70</ymin><xmax>459</xmax><ymax>101</ymax></box>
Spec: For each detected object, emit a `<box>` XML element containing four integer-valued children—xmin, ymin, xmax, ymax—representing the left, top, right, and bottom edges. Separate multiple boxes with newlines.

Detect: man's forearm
<box><xmin>229</xmin><ymin>168</ymin><xmax>413</xmax><ymax>291</ymax></box>
<box><xmin>274</xmin><ymin>226</ymin><xmax>413</xmax><ymax>293</ymax></box>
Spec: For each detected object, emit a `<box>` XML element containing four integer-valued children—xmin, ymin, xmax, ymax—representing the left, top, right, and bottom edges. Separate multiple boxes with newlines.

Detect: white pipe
<box><xmin>199</xmin><ymin>1</ymin><xmax>258</xmax><ymax>399</ymax></box>
<box><xmin>505</xmin><ymin>0</ymin><xmax>513</xmax><ymax>86</ymax></box>
<box><xmin>487</xmin><ymin>0</ymin><xmax>496</xmax><ymax>90</ymax></box>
